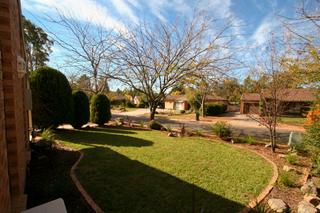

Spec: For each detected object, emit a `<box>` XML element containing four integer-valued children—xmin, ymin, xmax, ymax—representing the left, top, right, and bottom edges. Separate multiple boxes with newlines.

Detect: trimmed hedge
<box><xmin>30</xmin><ymin>67</ymin><xmax>73</xmax><ymax>128</ymax></box>
<box><xmin>206</xmin><ymin>103</ymin><xmax>227</xmax><ymax>116</ymax></box>
<box><xmin>148</xmin><ymin>120</ymin><xmax>163</xmax><ymax>130</ymax></box>
<box><xmin>90</xmin><ymin>94</ymin><xmax>111</xmax><ymax>126</ymax></box>
<box><xmin>71</xmin><ymin>91</ymin><xmax>90</xmax><ymax>129</ymax></box>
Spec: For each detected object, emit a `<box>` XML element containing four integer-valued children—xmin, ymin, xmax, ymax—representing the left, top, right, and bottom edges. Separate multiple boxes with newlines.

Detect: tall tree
<box><xmin>115</xmin><ymin>14</ymin><xmax>235</xmax><ymax>120</ymax></box>
<box><xmin>23</xmin><ymin>16</ymin><xmax>53</xmax><ymax>71</ymax></box>
<box><xmin>49</xmin><ymin>13</ymin><xmax>118</xmax><ymax>94</ymax></box>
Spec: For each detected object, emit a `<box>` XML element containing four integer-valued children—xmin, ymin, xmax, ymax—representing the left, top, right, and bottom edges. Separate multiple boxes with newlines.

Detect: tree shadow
<box><xmin>55</xmin><ymin>129</ymin><xmax>153</xmax><ymax>147</ymax></box>
<box><xmin>77</xmin><ymin>146</ymin><xmax>246</xmax><ymax>213</ymax></box>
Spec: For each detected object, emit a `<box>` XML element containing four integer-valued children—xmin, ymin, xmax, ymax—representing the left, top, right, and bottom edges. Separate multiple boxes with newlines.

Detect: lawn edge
<box><xmin>237</xmin><ymin>146</ymin><xmax>278</xmax><ymax>213</ymax></box>
<box><xmin>55</xmin><ymin>142</ymin><xmax>105</xmax><ymax>213</ymax></box>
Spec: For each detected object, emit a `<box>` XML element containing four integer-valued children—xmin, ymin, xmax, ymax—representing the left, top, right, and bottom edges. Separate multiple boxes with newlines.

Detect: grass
<box><xmin>55</xmin><ymin>127</ymin><xmax>273</xmax><ymax>213</ymax></box>
<box><xmin>279</xmin><ymin>116</ymin><xmax>306</xmax><ymax>126</ymax></box>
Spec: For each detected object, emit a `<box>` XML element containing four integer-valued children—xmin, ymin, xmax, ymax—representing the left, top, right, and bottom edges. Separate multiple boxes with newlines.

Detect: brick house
<box><xmin>0</xmin><ymin>0</ymin><xmax>31</xmax><ymax>212</ymax></box>
<box><xmin>165</xmin><ymin>95</ymin><xmax>228</xmax><ymax>110</ymax></box>
<box><xmin>240</xmin><ymin>89</ymin><xmax>317</xmax><ymax>115</ymax></box>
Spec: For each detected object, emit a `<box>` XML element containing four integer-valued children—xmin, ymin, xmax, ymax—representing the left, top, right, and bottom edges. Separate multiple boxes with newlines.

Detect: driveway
<box><xmin>112</xmin><ymin>109</ymin><xmax>304</xmax><ymax>143</ymax></box>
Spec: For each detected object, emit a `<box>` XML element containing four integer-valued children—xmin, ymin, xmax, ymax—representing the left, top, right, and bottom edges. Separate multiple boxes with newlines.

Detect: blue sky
<box><xmin>21</xmin><ymin>0</ymin><xmax>317</xmax><ymax>87</ymax></box>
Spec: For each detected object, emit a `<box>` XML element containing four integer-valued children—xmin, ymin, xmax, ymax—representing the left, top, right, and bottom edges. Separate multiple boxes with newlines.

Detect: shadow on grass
<box><xmin>55</xmin><ymin>128</ymin><xmax>153</xmax><ymax>147</ymax></box>
<box><xmin>77</xmin><ymin>146</ymin><xmax>246</xmax><ymax>213</ymax></box>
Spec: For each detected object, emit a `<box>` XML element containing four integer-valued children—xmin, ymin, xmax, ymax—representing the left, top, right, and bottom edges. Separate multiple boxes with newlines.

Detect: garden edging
<box><xmin>55</xmin><ymin>142</ymin><xmax>105</xmax><ymax>213</ymax></box>
<box><xmin>237</xmin><ymin>145</ymin><xmax>279</xmax><ymax>213</ymax></box>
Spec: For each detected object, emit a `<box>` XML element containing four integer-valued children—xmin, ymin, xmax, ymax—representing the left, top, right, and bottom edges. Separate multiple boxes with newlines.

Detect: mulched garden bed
<box><xmin>26</xmin><ymin>146</ymin><xmax>94</xmax><ymax>213</ymax></box>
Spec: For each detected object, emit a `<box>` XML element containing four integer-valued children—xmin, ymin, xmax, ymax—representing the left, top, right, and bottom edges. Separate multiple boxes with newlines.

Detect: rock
<box><xmin>298</xmin><ymin>201</ymin><xmax>318</xmax><ymax>213</ymax></box>
<box><xmin>304</xmin><ymin>195</ymin><xmax>320</xmax><ymax>206</ymax></box>
<box><xmin>283</xmin><ymin>165</ymin><xmax>295</xmax><ymax>172</ymax></box>
<box><xmin>268</xmin><ymin>198</ymin><xmax>288</xmax><ymax>213</ymax></box>
<box><xmin>278</xmin><ymin>154</ymin><xmax>286</xmax><ymax>158</ymax></box>
<box><xmin>301</xmin><ymin>181</ymin><xmax>318</xmax><ymax>196</ymax></box>
<box><xmin>265</xmin><ymin>143</ymin><xmax>272</xmax><ymax>148</ymax></box>
<box><xmin>167</xmin><ymin>132</ymin><xmax>175</xmax><ymax>137</ymax></box>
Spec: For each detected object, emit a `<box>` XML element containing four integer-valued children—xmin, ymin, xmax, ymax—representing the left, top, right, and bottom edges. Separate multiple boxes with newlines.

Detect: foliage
<box><xmin>165</xmin><ymin>124</ymin><xmax>172</xmax><ymax>132</ymax></box>
<box><xmin>193</xmin><ymin>129</ymin><xmax>204</xmax><ymax>136</ymax></box>
<box><xmin>249</xmin><ymin>202</ymin><xmax>273</xmax><ymax>213</ymax></box>
<box><xmin>304</xmin><ymin>120</ymin><xmax>320</xmax><ymax>148</ymax></box>
<box><xmin>244</xmin><ymin>135</ymin><xmax>256</xmax><ymax>145</ymax></box>
<box><xmin>206</xmin><ymin>103</ymin><xmax>227</xmax><ymax>116</ymax></box>
<box><xmin>30</xmin><ymin>67</ymin><xmax>73</xmax><ymax>128</ymax></box>
<box><xmin>148</xmin><ymin>120</ymin><xmax>163</xmax><ymax>130</ymax></box>
<box><xmin>90</xmin><ymin>94</ymin><xmax>111</xmax><ymax>126</ymax></box>
<box><xmin>306</xmin><ymin>106</ymin><xmax>320</xmax><ymax>125</ymax></box>
<box><xmin>278</xmin><ymin>171</ymin><xmax>297</xmax><ymax>187</ymax></box>
<box><xmin>213</xmin><ymin>78</ymin><xmax>242</xmax><ymax>102</ymax></box>
<box><xmin>126</xmin><ymin>101</ymin><xmax>136</xmax><ymax>108</ymax></box>
<box><xmin>187</xmin><ymin>92</ymin><xmax>202</xmax><ymax>112</ymax></box>
<box><xmin>71</xmin><ymin>91</ymin><xmax>90</xmax><ymax>129</ymax></box>
<box><xmin>211</xmin><ymin>121</ymin><xmax>232</xmax><ymax>138</ymax></box>
<box><xmin>285</xmin><ymin>154</ymin><xmax>298</xmax><ymax>165</ymax></box>
<box><xmin>38</xmin><ymin>127</ymin><xmax>55</xmax><ymax>147</ymax></box>
<box><xmin>180</xmin><ymin>110</ymin><xmax>185</xmax><ymax>114</ymax></box>
<box><xmin>23</xmin><ymin>16</ymin><xmax>53</xmax><ymax>71</ymax></box>
<box><xmin>312</xmin><ymin>155</ymin><xmax>320</xmax><ymax>175</ymax></box>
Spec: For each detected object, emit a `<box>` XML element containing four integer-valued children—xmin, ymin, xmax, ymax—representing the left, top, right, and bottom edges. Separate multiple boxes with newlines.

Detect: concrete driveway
<box><xmin>112</xmin><ymin>109</ymin><xmax>304</xmax><ymax>143</ymax></box>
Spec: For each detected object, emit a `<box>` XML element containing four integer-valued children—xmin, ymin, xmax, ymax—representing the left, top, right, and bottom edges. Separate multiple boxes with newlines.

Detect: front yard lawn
<box><xmin>279</xmin><ymin>116</ymin><xmax>306</xmax><ymax>126</ymax></box>
<box><xmin>56</xmin><ymin>127</ymin><xmax>273</xmax><ymax>213</ymax></box>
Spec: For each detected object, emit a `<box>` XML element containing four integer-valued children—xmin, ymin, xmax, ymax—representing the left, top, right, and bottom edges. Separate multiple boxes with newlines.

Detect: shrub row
<box><xmin>30</xmin><ymin>67</ymin><xmax>111</xmax><ymax>129</ymax></box>
<box><xmin>205</xmin><ymin>103</ymin><xmax>227</xmax><ymax>116</ymax></box>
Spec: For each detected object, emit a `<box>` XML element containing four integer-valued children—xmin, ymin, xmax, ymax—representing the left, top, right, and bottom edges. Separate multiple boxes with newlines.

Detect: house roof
<box><xmin>165</xmin><ymin>95</ymin><xmax>227</xmax><ymax>102</ymax></box>
<box><xmin>241</xmin><ymin>89</ymin><xmax>318</xmax><ymax>102</ymax></box>
<box><xmin>241</xmin><ymin>93</ymin><xmax>260</xmax><ymax>101</ymax></box>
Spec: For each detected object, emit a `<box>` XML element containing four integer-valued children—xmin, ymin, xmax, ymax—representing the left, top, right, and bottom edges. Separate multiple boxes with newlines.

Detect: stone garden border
<box><xmin>237</xmin><ymin>146</ymin><xmax>279</xmax><ymax>213</ymax></box>
<box><xmin>55</xmin><ymin>142</ymin><xmax>105</xmax><ymax>213</ymax></box>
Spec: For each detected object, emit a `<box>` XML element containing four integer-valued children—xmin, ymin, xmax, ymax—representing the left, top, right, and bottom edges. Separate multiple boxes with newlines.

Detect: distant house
<box><xmin>165</xmin><ymin>95</ymin><xmax>228</xmax><ymax>110</ymax></box>
<box><xmin>240</xmin><ymin>89</ymin><xmax>317</xmax><ymax>115</ymax></box>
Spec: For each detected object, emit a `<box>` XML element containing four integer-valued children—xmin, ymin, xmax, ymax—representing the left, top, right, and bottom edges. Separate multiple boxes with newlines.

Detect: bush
<box><xmin>285</xmin><ymin>154</ymin><xmax>298</xmax><ymax>165</ymax></box>
<box><xmin>211</xmin><ymin>121</ymin><xmax>232</xmax><ymax>138</ymax></box>
<box><xmin>126</xmin><ymin>101</ymin><xmax>136</xmax><ymax>108</ymax></box>
<box><xmin>304</xmin><ymin>121</ymin><xmax>320</xmax><ymax>148</ymax></box>
<box><xmin>30</xmin><ymin>67</ymin><xmax>73</xmax><ymax>128</ymax></box>
<box><xmin>148</xmin><ymin>120</ymin><xmax>163</xmax><ymax>130</ymax></box>
<box><xmin>244</xmin><ymin>135</ymin><xmax>256</xmax><ymax>145</ymax></box>
<box><xmin>180</xmin><ymin>110</ymin><xmax>185</xmax><ymax>114</ymax></box>
<box><xmin>206</xmin><ymin>103</ymin><xmax>227</xmax><ymax>116</ymax></box>
<box><xmin>38</xmin><ymin>128</ymin><xmax>55</xmax><ymax>147</ymax></box>
<box><xmin>71</xmin><ymin>91</ymin><xmax>89</xmax><ymax>129</ymax></box>
<box><xmin>90</xmin><ymin>94</ymin><xmax>111</xmax><ymax>126</ymax></box>
<box><xmin>278</xmin><ymin>171</ymin><xmax>297</xmax><ymax>187</ymax></box>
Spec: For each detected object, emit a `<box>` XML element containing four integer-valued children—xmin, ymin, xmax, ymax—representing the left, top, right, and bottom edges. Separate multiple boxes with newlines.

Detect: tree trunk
<box><xmin>149</xmin><ymin>103</ymin><xmax>157</xmax><ymax>120</ymax></box>
<box><xmin>201</xmin><ymin>96</ymin><xmax>206</xmax><ymax>117</ymax></box>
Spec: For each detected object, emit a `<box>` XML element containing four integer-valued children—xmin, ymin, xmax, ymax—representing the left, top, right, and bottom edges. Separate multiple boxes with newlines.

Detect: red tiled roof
<box><xmin>241</xmin><ymin>93</ymin><xmax>260</xmax><ymax>101</ymax></box>
<box><xmin>241</xmin><ymin>89</ymin><xmax>318</xmax><ymax>102</ymax></box>
<box><xmin>165</xmin><ymin>95</ymin><xmax>227</xmax><ymax>102</ymax></box>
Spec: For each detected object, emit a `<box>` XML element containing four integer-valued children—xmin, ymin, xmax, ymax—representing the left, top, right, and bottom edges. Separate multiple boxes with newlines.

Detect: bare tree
<box><xmin>114</xmin><ymin>14</ymin><xmax>234</xmax><ymax>120</ymax></box>
<box><xmin>247</xmin><ymin>37</ymin><xmax>289</xmax><ymax>152</ymax></box>
<box><xmin>48</xmin><ymin>12</ymin><xmax>118</xmax><ymax>94</ymax></box>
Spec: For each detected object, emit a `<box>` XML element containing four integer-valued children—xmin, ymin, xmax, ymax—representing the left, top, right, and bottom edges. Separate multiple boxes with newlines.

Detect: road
<box><xmin>112</xmin><ymin>109</ymin><xmax>304</xmax><ymax>143</ymax></box>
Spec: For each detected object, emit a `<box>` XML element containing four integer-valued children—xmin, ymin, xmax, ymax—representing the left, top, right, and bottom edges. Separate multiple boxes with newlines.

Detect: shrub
<box><xmin>187</xmin><ymin>93</ymin><xmax>201</xmax><ymax>111</ymax></box>
<box><xmin>126</xmin><ymin>101</ymin><xmax>136</xmax><ymax>108</ymax></box>
<box><xmin>180</xmin><ymin>110</ymin><xmax>186</xmax><ymax>114</ymax></box>
<box><xmin>206</xmin><ymin>103</ymin><xmax>227</xmax><ymax>116</ymax></box>
<box><xmin>278</xmin><ymin>171</ymin><xmax>296</xmax><ymax>187</ymax></box>
<box><xmin>38</xmin><ymin>128</ymin><xmax>55</xmax><ymax>147</ymax></box>
<box><xmin>149</xmin><ymin>120</ymin><xmax>163</xmax><ymax>130</ymax></box>
<box><xmin>165</xmin><ymin>124</ymin><xmax>172</xmax><ymax>132</ymax></box>
<box><xmin>71</xmin><ymin>91</ymin><xmax>89</xmax><ymax>129</ymax></box>
<box><xmin>30</xmin><ymin>67</ymin><xmax>73</xmax><ymax>128</ymax></box>
<box><xmin>285</xmin><ymin>154</ymin><xmax>298</xmax><ymax>165</ymax></box>
<box><xmin>244</xmin><ymin>135</ymin><xmax>256</xmax><ymax>145</ymax></box>
<box><xmin>193</xmin><ymin>129</ymin><xmax>203</xmax><ymax>136</ymax></box>
<box><xmin>90</xmin><ymin>94</ymin><xmax>111</xmax><ymax>126</ymax></box>
<box><xmin>211</xmin><ymin>121</ymin><xmax>232</xmax><ymax>138</ymax></box>
<box><xmin>304</xmin><ymin>121</ymin><xmax>320</xmax><ymax>148</ymax></box>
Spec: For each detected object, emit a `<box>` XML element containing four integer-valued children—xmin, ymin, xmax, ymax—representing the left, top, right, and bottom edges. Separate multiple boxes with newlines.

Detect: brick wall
<box><xmin>0</xmin><ymin>0</ymin><xmax>30</xmax><ymax>212</ymax></box>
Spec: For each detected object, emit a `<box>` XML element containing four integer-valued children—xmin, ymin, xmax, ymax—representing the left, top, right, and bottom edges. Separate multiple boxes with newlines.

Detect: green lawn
<box><xmin>279</xmin><ymin>116</ymin><xmax>306</xmax><ymax>126</ymax></box>
<box><xmin>56</xmin><ymin>127</ymin><xmax>273</xmax><ymax>213</ymax></box>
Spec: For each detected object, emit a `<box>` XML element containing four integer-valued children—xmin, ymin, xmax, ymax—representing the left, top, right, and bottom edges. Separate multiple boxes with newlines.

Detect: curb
<box><xmin>238</xmin><ymin>146</ymin><xmax>279</xmax><ymax>213</ymax></box>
